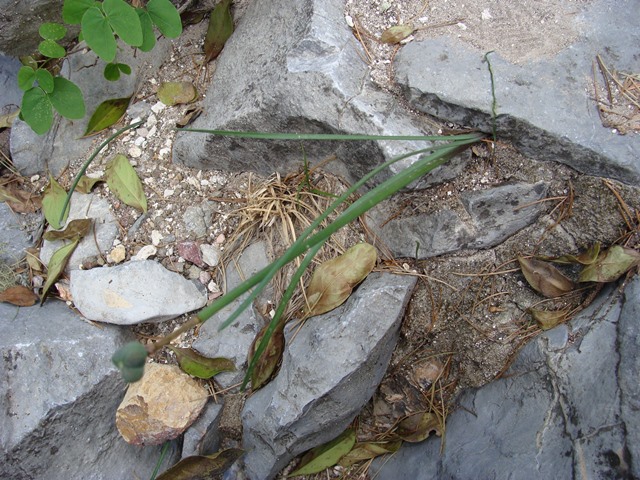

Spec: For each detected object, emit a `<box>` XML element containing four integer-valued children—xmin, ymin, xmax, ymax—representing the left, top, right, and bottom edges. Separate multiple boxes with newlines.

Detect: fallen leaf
<box><xmin>579</xmin><ymin>245</ymin><xmax>640</xmax><ymax>283</ymax></box>
<box><xmin>396</xmin><ymin>411</ymin><xmax>441</xmax><ymax>443</ymax></box>
<box><xmin>155</xmin><ymin>448</ymin><xmax>243</xmax><ymax>480</ymax></box>
<box><xmin>0</xmin><ymin>184</ymin><xmax>41</xmax><ymax>213</ymax></box>
<box><xmin>169</xmin><ymin>346</ymin><xmax>235</xmax><ymax>379</ymax></box>
<box><xmin>203</xmin><ymin>0</ymin><xmax>233</xmax><ymax>63</ymax></box>
<box><xmin>42</xmin><ymin>174</ymin><xmax>69</xmax><ymax>230</ymax></box>
<box><xmin>0</xmin><ymin>109</ymin><xmax>20</xmax><ymax>128</ymax></box>
<box><xmin>380</xmin><ymin>24</ymin><xmax>414</xmax><ymax>44</ymax></box>
<box><xmin>158</xmin><ymin>81</ymin><xmax>198</xmax><ymax>106</ymax></box>
<box><xmin>0</xmin><ymin>285</ymin><xmax>38</xmax><ymax>306</ymax></box>
<box><xmin>304</xmin><ymin>243</ymin><xmax>377</xmax><ymax>317</ymax></box>
<box><xmin>518</xmin><ymin>257</ymin><xmax>575</xmax><ymax>298</ymax></box>
<box><xmin>248</xmin><ymin>321</ymin><xmax>285</xmax><ymax>391</ymax></box>
<box><xmin>82</xmin><ymin>96</ymin><xmax>132</xmax><ymax>137</ymax></box>
<box><xmin>529</xmin><ymin>307</ymin><xmax>571</xmax><ymax>330</ymax></box>
<box><xmin>43</xmin><ymin>218</ymin><xmax>93</xmax><ymax>241</ymax></box>
<box><xmin>25</xmin><ymin>247</ymin><xmax>43</xmax><ymax>272</ymax></box>
<box><xmin>176</xmin><ymin>106</ymin><xmax>202</xmax><ymax>127</ymax></box>
<box><xmin>339</xmin><ymin>440</ymin><xmax>402</xmax><ymax>467</ymax></box>
<box><xmin>40</xmin><ymin>237</ymin><xmax>79</xmax><ymax>304</ymax></box>
<box><xmin>105</xmin><ymin>154</ymin><xmax>148</xmax><ymax>212</ymax></box>
<box><xmin>75</xmin><ymin>175</ymin><xmax>104</xmax><ymax>194</ymax></box>
<box><xmin>289</xmin><ymin>429</ymin><xmax>356</xmax><ymax>477</ymax></box>
<box><xmin>543</xmin><ymin>243</ymin><xmax>601</xmax><ymax>265</ymax></box>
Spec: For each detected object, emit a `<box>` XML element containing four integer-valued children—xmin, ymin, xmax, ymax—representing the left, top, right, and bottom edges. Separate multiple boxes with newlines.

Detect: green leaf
<box><xmin>19</xmin><ymin>56</ymin><xmax>39</xmax><ymax>70</ymax></box>
<box><xmin>82</xmin><ymin>6</ymin><xmax>117</xmax><ymax>62</ymax></box>
<box><xmin>76</xmin><ymin>175</ymin><xmax>104</xmax><ymax>193</ymax></box>
<box><xmin>155</xmin><ymin>448</ymin><xmax>243</xmax><ymax>480</ymax></box>
<box><xmin>63</xmin><ymin>0</ymin><xmax>95</xmax><ymax>24</ymax></box>
<box><xmin>578</xmin><ymin>245</ymin><xmax>640</xmax><ymax>283</ymax></box>
<box><xmin>42</xmin><ymin>174</ymin><xmax>70</xmax><ymax>229</ymax></box>
<box><xmin>339</xmin><ymin>441</ymin><xmax>402</xmax><ymax>467</ymax></box>
<box><xmin>35</xmin><ymin>69</ymin><xmax>55</xmax><ymax>93</ymax></box>
<box><xmin>157</xmin><ymin>81</ymin><xmax>198</xmax><ymax>106</ymax></box>
<box><xmin>38</xmin><ymin>39</ymin><xmax>66</xmax><ymax>59</ymax></box>
<box><xmin>49</xmin><ymin>77</ymin><xmax>86</xmax><ymax>119</ymax></box>
<box><xmin>103</xmin><ymin>0</ymin><xmax>143</xmax><ymax>47</ymax></box>
<box><xmin>40</xmin><ymin>237</ymin><xmax>79</xmax><ymax>304</ymax></box>
<box><xmin>17</xmin><ymin>66</ymin><xmax>36</xmax><ymax>91</ymax></box>
<box><xmin>146</xmin><ymin>0</ymin><xmax>182</xmax><ymax>38</ymax></box>
<box><xmin>380</xmin><ymin>24</ymin><xmax>415</xmax><ymax>44</ymax></box>
<box><xmin>204</xmin><ymin>0</ymin><xmax>233</xmax><ymax>63</ymax></box>
<box><xmin>304</xmin><ymin>243</ymin><xmax>377</xmax><ymax>317</ymax></box>
<box><xmin>83</xmin><ymin>95</ymin><xmax>131</xmax><ymax>136</ymax></box>
<box><xmin>105</xmin><ymin>154</ymin><xmax>147</xmax><ymax>212</ymax></box>
<box><xmin>103</xmin><ymin>63</ymin><xmax>132</xmax><ymax>81</ymax></box>
<box><xmin>249</xmin><ymin>321</ymin><xmax>284</xmax><ymax>391</ymax></box>
<box><xmin>518</xmin><ymin>257</ymin><xmax>575</xmax><ymax>298</ymax></box>
<box><xmin>112</xmin><ymin>341</ymin><xmax>148</xmax><ymax>383</ymax></box>
<box><xmin>39</xmin><ymin>22</ymin><xmax>67</xmax><ymax>40</ymax></box>
<box><xmin>136</xmin><ymin>9</ymin><xmax>157</xmax><ymax>51</ymax></box>
<box><xmin>289</xmin><ymin>429</ymin><xmax>356</xmax><ymax>476</ymax></box>
<box><xmin>43</xmin><ymin>218</ymin><xmax>93</xmax><ymax>241</ymax></box>
<box><xmin>117</xmin><ymin>63</ymin><xmax>131</xmax><ymax>75</ymax></box>
<box><xmin>21</xmin><ymin>87</ymin><xmax>53</xmax><ymax>135</ymax></box>
<box><xmin>169</xmin><ymin>346</ymin><xmax>236</xmax><ymax>379</ymax></box>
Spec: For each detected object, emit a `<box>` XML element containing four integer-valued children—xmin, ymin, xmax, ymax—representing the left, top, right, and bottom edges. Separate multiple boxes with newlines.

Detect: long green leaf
<box><xmin>203</xmin><ymin>0</ymin><xmax>233</xmax><ymax>62</ymax></box>
<box><xmin>289</xmin><ymin>429</ymin><xmax>356</xmax><ymax>476</ymax></box>
<box><xmin>155</xmin><ymin>448</ymin><xmax>243</xmax><ymax>480</ymax></box>
<box><xmin>105</xmin><ymin>154</ymin><xmax>147</xmax><ymax>212</ymax></box>
<box><xmin>83</xmin><ymin>95</ymin><xmax>131</xmax><ymax>136</ymax></box>
<box><xmin>169</xmin><ymin>346</ymin><xmax>235</xmax><ymax>379</ymax></box>
<box><xmin>42</xmin><ymin>174</ymin><xmax>70</xmax><ymax>229</ymax></box>
<box><xmin>40</xmin><ymin>238</ymin><xmax>79</xmax><ymax>304</ymax></box>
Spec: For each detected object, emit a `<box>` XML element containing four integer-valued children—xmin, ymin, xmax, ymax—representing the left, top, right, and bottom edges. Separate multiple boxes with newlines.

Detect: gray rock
<box><xmin>40</xmin><ymin>192</ymin><xmax>118</xmax><ymax>271</ymax></box>
<box><xmin>0</xmin><ymin>301</ymin><xmax>179</xmax><ymax>479</ymax></box>
<box><xmin>394</xmin><ymin>0</ymin><xmax>640</xmax><ymax>185</ymax></box>
<box><xmin>371</xmin><ymin>181</ymin><xmax>548</xmax><ymax>259</ymax></box>
<box><xmin>172</xmin><ymin>0</ymin><xmax>457</xmax><ymax>187</ymax></box>
<box><xmin>0</xmin><ymin>54</ymin><xmax>21</xmax><ymax>112</ymax></box>
<box><xmin>181</xmin><ymin>401</ymin><xmax>224</xmax><ymax>459</ymax></box>
<box><xmin>241</xmin><ymin>272</ymin><xmax>417</xmax><ymax>480</ymax></box>
<box><xmin>70</xmin><ymin>260</ymin><xmax>207</xmax><ymax>325</ymax></box>
<box><xmin>0</xmin><ymin>203</ymin><xmax>32</xmax><ymax>265</ymax></box>
<box><xmin>371</xmin><ymin>277</ymin><xmax>640</xmax><ymax>480</ymax></box>
<box><xmin>193</xmin><ymin>242</ymin><xmax>271</xmax><ymax>388</ymax></box>
<box><xmin>183</xmin><ymin>202</ymin><xmax>216</xmax><ymax>238</ymax></box>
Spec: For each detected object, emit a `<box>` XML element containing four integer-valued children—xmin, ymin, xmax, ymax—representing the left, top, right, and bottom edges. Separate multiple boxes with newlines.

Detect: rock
<box><xmin>178</xmin><ymin>240</ymin><xmax>204</xmax><ymax>266</ymax></box>
<box><xmin>0</xmin><ymin>54</ymin><xmax>21</xmax><ymax>112</ymax></box>
<box><xmin>192</xmin><ymin>242</ymin><xmax>271</xmax><ymax>389</ymax></box>
<box><xmin>181</xmin><ymin>401</ymin><xmax>224</xmax><ymax>459</ymax></box>
<box><xmin>241</xmin><ymin>272</ymin><xmax>417</xmax><ymax>480</ymax></box>
<box><xmin>0</xmin><ymin>203</ymin><xmax>31</xmax><ymax>265</ymax></box>
<box><xmin>0</xmin><ymin>301</ymin><xmax>179</xmax><ymax>479</ymax></box>
<box><xmin>107</xmin><ymin>244</ymin><xmax>126</xmax><ymax>264</ymax></box>
<box><xmin>371</xmin><ymin>276</ymin><xmax>640</xmax><ymax>479</ymax></box>
<box><xmin>132</xmin><ymin>244</ymin><xmax>157</xmax><ymax>261</ymax></box>
<box><xmin>394</xmin><ymin>0</ymin><xmax>640</xmax><ymax>185</ymax></box>
<box><xmin>172</xmin><ymin>0</ymin><xmax>460</xmax><ymax>188</ymax></box>
<box><xmin>200</xmin><ymin>243</ymin><xmax>220</xmax><ymax>267</ymax></box>
<box><xmin>116</xmin><ymin>363</ymin><xmax>209</xmax><ymax>446</ymax></box>
<box><xmin>39</xmin><ymin>193</ymin><xmax>118</xmax><ymax>271</ymax></box>
<box><xmin>182</xmin><ymin>202</ymin><xmax>215</xmax><ymax>239</ymax></box>
<box><xmin>70</xmin><ymin>260</ymin><xmax>207</xmax><ymax>325</ymax></box>
<box><xmin>371</xmin><ymin>181</ymin><xmax>548</xmax><ymax>259</ymax></box>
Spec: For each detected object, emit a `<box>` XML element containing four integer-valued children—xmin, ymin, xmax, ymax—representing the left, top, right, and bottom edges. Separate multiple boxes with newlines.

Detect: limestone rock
<box><xmin>70</xmin><ymin>260</ymin><xmax>207</xmax><ymax>325</ymax></box>
<box><xmin>0</xmin><ymin>202</ymin><xmax>31</xmax><ymax>265</ymax></box>
<box><xmin>40</xmin><ymin>193</ymin><xmax>118</xmax><ymax>271</ymax></box>
<box><xmin>116</xmin><ymin>363</ymin><xmax>209</xmax><ymax>446</ymax></box>
<box><xmin>0</xmin><ymin>301</ymin><xmax>178</xmax><ymax>479</ymax></box>
<box><xmin>181</xmin><ymin>401</ymin><xmax>224</xmax><ymax>459</ymax></box>
<box><xmin>241</xmin><ymin>272</ymin><xmax>417</xmax><ymax>480</ymax></box>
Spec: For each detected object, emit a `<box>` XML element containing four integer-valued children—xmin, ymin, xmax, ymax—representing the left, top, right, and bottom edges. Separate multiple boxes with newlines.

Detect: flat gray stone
<box><xmin>371</xmin><ymin>181</ymin><xmax>548</xmax><ymax>258</ymax></box>
<box><xmin>70</xmin><ymin>260</ymin><xmax>207</xmax><ymax>325</ymax></box>
<box><xmin>0</xmin><ymin>54</ymin><xmax>21</xmax><ymax>112</ymax></box>
<box><xmin>40</xmin><ymin>192</ymin><xmax>118</xmax><ymax>271</ymax></box>
<box><xmin>181</xmin><ymin>401</ymin><xmax>224</xmax><ymax>459</ymax></box>
<box><xmin>0</xmin><ymin>203</ymin><xmax>31</xmax><ymax>265</ymax></box>
<box><xmin>241</xmin><ymin>272</ymin><xmax>417</xmax><ymax>480</ymax></box>
<box><xmin>182</xmin><ymin>202</ymin><xmax>216</xmax><ymax>239</ymax></box>
<box><xmin>172</xmin><ymin>0</ymin><xmax>460</xmax><ymax>188</ymax></box>
<box><xmin>0</xmin><ymin>301</ymin><xmax>179</xmax><ymax>479</ymax></box>
<box><xmin>193</xmin><ymin>242</ymin><xmax>271</xmax><ymax>388</ymax></box>
<box><xmin>371</xmin><ymin>277</ymin><xmax>639</xmax><ymax>479</ymax></box>
<box><xmin>394</xmin><ymin>0</ymin><xmax>640</xmax><ymax>185</ymax></box>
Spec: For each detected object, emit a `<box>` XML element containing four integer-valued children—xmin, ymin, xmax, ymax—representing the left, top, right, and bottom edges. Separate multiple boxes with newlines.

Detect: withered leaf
<box><xmin>0</xmin><ymin>184</ymin><xmax>41</xmax><ymax>213</ymax></box>
<box><xmin>176</xmin><ymin>106</ymin><xmax>202</xmax><ymax>128</ymax></box>
<box><xmin>304</xmin><ymin>243</ymin><xmax>377</xmax><ymax>317</ymax></box>
<box><xmin>43</xmin><ymin>218</ymin><xmax>93</xmax><ymax>241</ymax></box>
<box><xmin>0</xmin><ymin>286</ymin><xmax>38</xmax><ymax>306</ymax></box>
<box><xmin>579</xmin><ymin>245</ymin><xmax>640</xmax><ymax>283</ymax></box>
<box><xmin>248</xmin><ymin>321</ymin><xmax>285</xmax><ymax>391</ymax></box>
<box><xmin>40</xmin><ymin>238</ymin><xmax>79</xmax><ymax>304</ymax></box>
<box><xmin>529</xmin><ymin>307</ymin><xmax>571</xmax><ymax>330</ymax></box>
<box><xmin>543</xmin><ymin>243</ymin><xmax>601</xmax><ymax>265</ymax></box>
<box><xmin>518</xmin><ymin>257</ymin><xmax>575</xmax><ymax>298</ymax></box>
<box><xmin>105</xmin><ymin>154</ymin><xmax>147</xmax><ymax>213</ymax></box>
<box><xmin>396</xmin><ymin>411</ymin><xmax>441</xmax><ymax>443</ymax></box>
<box><xmin>168</xmin><ymin>346</ymin><xmax>235</xmax><ymax>379</ymax></box>
<box><xmin>289</xmin><ymin>429</ymin><xmax>356</xmax><ymax>477</ymax></box>
<box><xmin>157</xmin><ymin>81</ymin><xmax>198</xmax><ymax>106</ymax></box>
<box><xmin>42</xmin><ymin>174</ymin><xmax>69</xmax><ymax>230</ymax></box>
<box><xmin>76</xmin><ymin>176</ymin><xmax>104</xmax><ymax>194</ymax></box>
<box><xmin>155</xmin><ymin>448</ymin><xmax>243</xmax><ymax>480</ymax></box>
<box><xmin>339</xmin><ymin>440</ymin><xmax>402</xmax><ymax>467</ymax></box>
<box><xmin>25</xmin><ymin>247</ymin><xmax>43</xmax><ymax>272</ymax></box>
<box><xmin>203</xmin><ymin>0</ymin><xmax>233</xmax><ymax>63</ymax></box>
<box><xmin>380</xmin><ymin>24</ymin><xmax>414</xmax><ymax>44</ymax></box>
<box><xmin>83</xmin><ymin>96</ymin><xmax>132</xmax><ymax>137</ymax></box>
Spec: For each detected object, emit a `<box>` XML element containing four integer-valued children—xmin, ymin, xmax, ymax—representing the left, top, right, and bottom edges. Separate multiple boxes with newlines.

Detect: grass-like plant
<box><xmin>112</xmin><ymin>129</ymin><xmax>485</xmax><ymax>385</ymax></box>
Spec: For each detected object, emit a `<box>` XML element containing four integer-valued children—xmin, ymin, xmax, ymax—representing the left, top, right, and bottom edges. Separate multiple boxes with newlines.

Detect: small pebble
<box><xmin>200</xmin><ymin>244</ymin><xmax>220</xmax><ymax>267</ymax></box>
<box><xmin>132</xmin><ymin>245</ymin><xmax>157</xmax><ymax>261</ymax></box>
<box><xmin>108</xmin><ymin>244</ymin><xmax>126</xmax><ymax>264</ymax></box>
<box><xmin>128</xmin><ymin>145</ymin><xmax>142</xmax><ymax>158</ymax></box>
<box><xmin>199</xmin><ymin>271</ymin><xmax>212</xmax><ymax>285</ymax></box>
<box><xmin>151</xmin><ymin>230</ymin><xmax>163</xmax><ymax>246</ymax></box>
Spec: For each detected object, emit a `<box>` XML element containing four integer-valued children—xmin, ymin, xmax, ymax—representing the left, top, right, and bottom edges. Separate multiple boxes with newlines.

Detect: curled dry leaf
<box><xmin>529</xmin><ymin>307</ymin><xmax>571</xmax><ymax>330</ymax></box>
<box><xmin>289</xmin><ymin>428</ymin><xmax>356</xmax><ymax>477</ymax></box>
<box><xmin>43</xmin><ymin>218</ymin><xmax>93</xmax><ymax>241</ymax></box>
<box><xmin>518</xmin><ymin>257</ymin><xmax>575</xmax><ymax>298</ymax></box>
<box><xmin>380</xmin><ymin>24</ymin><xmax>414</xmax><ymax>44</ymax></box>
<box><xmin>76</xmin><ymin>176</ymin><xmax>104</xmax><ymax>194</ymax></box>
<box><xmin>304</xmin><ymin>243</ymin><xmax>377</xmax><ymax>317</ymax></box>
<box><xmin>248</xmin><ymin>321</ymin><xmax>285</xmax><ymax>391</ymax></box>
<box><xmin>339</xmin><ymin>440</ymin><xmax>402</xmax><ymax>467</ymax></box>
<box><xmin>40</xmin><ymin>238</ymin><xmax>79</xmax><ymax>304</ymax></box>
<box><xmin>168</xmin><ymin>346</ymin><xmax>235</xmax><ymax>379</ymax></box>
<box><xmin>395</xmin><ymin>411</ymin><xmax>441</xmax><ymax>443</ymax></box>
<box><xmin>0</xmin><ymin>285</ymin><xmax>38</xmax><ymax>306</ymax></box>
<box><xmin>0</xmin><ymin>184</ymin><xmax>41</xmax><ymax>213</ymax></box>
<box><xmin>578</xmin><ymin>245</ymin><xmax>640</xmax><ymax>283</ymax></box>
<box><xmin>543</xmin><ymin>242</ymin><xmax>601</xmax><ymax>265</ymax></box>
<box><xmin>155</xmin><ymin>448</ymin><xmax>243</xmax><ymax>480</ymax></box>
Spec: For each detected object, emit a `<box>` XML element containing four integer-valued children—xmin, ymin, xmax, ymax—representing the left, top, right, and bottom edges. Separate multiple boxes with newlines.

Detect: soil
<box><xmin>2</xmin><ymin>1</ymin><xmax>639</xmax><ymax>479</ymax></box>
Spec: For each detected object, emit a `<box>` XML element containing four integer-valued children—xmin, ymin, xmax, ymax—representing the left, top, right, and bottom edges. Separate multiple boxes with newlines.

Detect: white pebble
<box><xmin>132</xmin><ymin>245</ymin><xmax>157</xmax><ymax>261</ymax></box>
<box><xmin>200</xmin><ymin>244</ymin><xmax>220</xmax><ymax>267</ymax></box>
<box><xmin>151</xmin><ymin>102</ymin><xmax>165</xmax><ymax>114</ymax></box>
<box><xmin>128</xmin><ymin>145</ymin><xmax>142</xmax><ymax>158</ymax></box>
<box><xmin>163</xmin><ymin>189</ymin><xmax>174</xmax><ymax>197</ymax></box>
<box><xmin>151</xmin><ymin>230</ymin><xmax>163</xmax><ymax>246</ymax></box>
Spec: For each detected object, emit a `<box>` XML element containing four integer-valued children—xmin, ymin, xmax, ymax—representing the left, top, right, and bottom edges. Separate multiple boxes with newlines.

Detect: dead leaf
<box><xmin>380</xmin><ymin>24</ymin><xmax>414</xmax><ymax>44</ymax></box>
<box><xmin>203</xmin><ymin>0</ymin><xmax>233</xmax><ymax>63</ymax></box>
<box><xmin>176</xmin><ymin>106</ymin><xmax>202</xmax><ymax>128</ymax></box>
<box><xmin>304</xmin><ymin>243</ymin><xmax>377</xmax><ymax>317</ymax></box>
<box><xmin>0</xmin><ymin>184</ymin><xmax>41</xmax><ymax>213</ymax></box>
<box><xmin>543</xmin><ymin>243</ymin><xmax>601</xmax><ymax>265</ymax></box>
<box><xmin>43</xmin><ymin>218</ymin><xmax>93</xmax><ymax>241</ymax></box>
<box><xmin>395</xmin><ymin>411</ymin><xmax>441</xmax><ymax>443</ymax></box>
<box><xmin>157</xmin><ymin>81</ymin><xmax>198</xmax><ymax>106</ymax></box>
<box><xmin>0</xmin><ymin>285</ymin><xmax>38</xmax><ymax>306</ymax></box>
<box><xmin>40</xmin><ymin>238</ymin><xmax>79</xmax><ymax>304</ymax></box>
<box><xmin>529</xmin><ymin>307</ymin><xmax>571</xmax><ymax>330</ymax></box>
<box><xmin>83</xmin><ymin>96</ymin><xmax>132</xmax><ymax>137</ymax></box>
<box><xmin>338</xmin><ymin>440</ymin><xmax>402</xmax><ymax>467</ymax></box>
<box><xmin>518</xmin><ymin>257</ymin><xmax>575</xmax><ymax>298</ymax></box>
<box><xmin>579</xmin><ymin>245</ymin><xmax>640</xmax><ymax>283</ymax></box>
<box><xmin>76</xmin><ymin>176</ymin><xmax>104</xmax><ymax>194</ymax></box>
<box><xmin>248</xmin><ymin>321</ymin><xmax>285</xmax><ymax>391</ymax></box>
<box><xmin>25</xmin><ymin>247</ymin><xmax>43</xmax><ymax>272</ymax></box>
<box><xmin>155</xmin><ymin>448</ymin><xmax>243</xmax><ymax>480</ymax></box>
<box><xmin>0</xmin><ymin>109</ymin><xmax>20</xmax><ymax>128</ymax></box>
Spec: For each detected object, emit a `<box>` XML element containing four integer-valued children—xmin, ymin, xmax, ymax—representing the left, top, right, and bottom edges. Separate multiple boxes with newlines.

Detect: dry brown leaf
<box><xmin>396</xmin><ymin>411</ymin><xmax>441</xmax><ymax>443</ymax></box>
<box><xmin>529</xmin><ymin>307</ymin><xmax>571</xmax><ymax>330</ymax></box>
<box><xmin>0</xmin><ymin>285</ymin><xmax>38</xmax><ymax>306</ymax></box>
<box><xmin>518</xmin><ymin>257</ymin><xmax>575</xmax><ymax>298</ymax></box>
